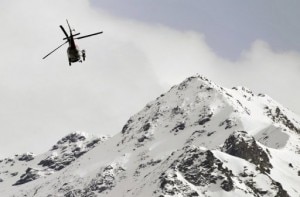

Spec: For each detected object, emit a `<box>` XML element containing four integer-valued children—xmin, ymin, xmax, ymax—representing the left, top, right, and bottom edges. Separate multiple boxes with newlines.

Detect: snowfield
<box><xmin>0</xmin><ymin>75</ymin><xmax>299</xmax><ymax>196</ymax></box>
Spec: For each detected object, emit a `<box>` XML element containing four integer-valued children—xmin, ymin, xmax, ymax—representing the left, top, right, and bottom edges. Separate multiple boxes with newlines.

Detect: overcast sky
<box><xmin>1</xmin><ymin>0</ymin><xmax>300</xmax><ymax>158</ymax></box>
<box><xmin>91</xmin><ymin>0</ymin><xmax>300</xmax><ymax>59</ymax></box>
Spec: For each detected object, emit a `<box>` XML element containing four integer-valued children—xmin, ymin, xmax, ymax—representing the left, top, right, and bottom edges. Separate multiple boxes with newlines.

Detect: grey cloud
<box><xmin>1</xmin><ymin>0</ymin><xmax>300</xmax><ymax>158</ymax></box>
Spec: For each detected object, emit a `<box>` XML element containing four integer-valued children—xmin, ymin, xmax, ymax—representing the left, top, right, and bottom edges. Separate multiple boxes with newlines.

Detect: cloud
<box><xmin>232</xmin><ymin>40</ymin><xmax>300</xmax><ymax>110</ymax></box>
<box><xmin>1</xmin><ymin>0</ymin><xmax>300</xmax><ymax>157</ymax></box>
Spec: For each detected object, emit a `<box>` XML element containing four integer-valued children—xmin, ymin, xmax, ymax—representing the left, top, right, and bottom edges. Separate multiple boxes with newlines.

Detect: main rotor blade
<box><xmin>42</xmin><ymin>41</ymin><xmax>68</xmax><ymax>59</ymax></box>
<box><xmin>66</xmin><ymin>19</ymin><xmax>72</xmax><ymax>32</ymax></box>
<box><xmin>63</xmin><ymin>32</ymin><xmax>80</xmax><ymax>40</ymax></box>
<box><xmin>76</xmin><ymin>31</ymin><xmax>103</xmax><ymax>40</ymax></box>
<box><xmin>60</xmin><ymin>25</ymin><xmax>69</xmax><ymax>38</ymax></box>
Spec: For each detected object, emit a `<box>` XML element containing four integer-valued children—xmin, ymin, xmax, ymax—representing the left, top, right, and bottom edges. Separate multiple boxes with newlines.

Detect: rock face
<box><xmin>16</xmin><ymin>153</ymin><xmax>35</xmax><ymax>162</ymax></box>
<box><xmin>265</xmin><ymin>106</ymin><xmax>300</xmax><ymax>134</ymax></box>
<box><xmin>159</xmin><ymin>147</ymin><xmax>234</xmax><ymax>196</ymax></box>
<box><xmin>13</xmin><ymin>168</ymin><xmax>49</xmax><ymax>186</ymax></box>
<box><xmin>0</xmin><ymin>132</ymin><xmax>107</xmax><ymax>189</ymax></box>
<box><xmin>37</xmin><ymin>132</ymin><xmax>106</xmax><ymax>171</ymax></box>
<box><xmin>1</xmin><ymin>75</ymin><xmax>300</xmax><ymax>197</ymax></box>
<box><xmin>222</xmin><ymin>131</ymin><xmax>272</xmax><ymax>174</ymax></box>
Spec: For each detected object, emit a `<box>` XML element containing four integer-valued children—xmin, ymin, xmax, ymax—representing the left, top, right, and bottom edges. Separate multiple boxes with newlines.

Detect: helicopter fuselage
<box><xmin>66</xmin><ymin>35</ymin><xmax>84</xmax><ymax>65</ymax></box>
<box><xmin>67</xmin><ymin>44</ymin><xmax>81</xmax><ymax>63</ymax></box>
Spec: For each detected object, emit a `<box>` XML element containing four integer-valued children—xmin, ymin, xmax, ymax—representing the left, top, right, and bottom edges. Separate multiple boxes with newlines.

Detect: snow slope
<box><xmin>1</xmin><ymin>75</ymin><xmax>300</xmax><ymax>197</ymax></box>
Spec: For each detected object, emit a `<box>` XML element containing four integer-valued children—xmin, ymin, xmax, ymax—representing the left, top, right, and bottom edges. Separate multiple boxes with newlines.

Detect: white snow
<box><xmin>1</xmin><ymin>75</ymin><xmax>300</xmax><ymax>197</ymax></box>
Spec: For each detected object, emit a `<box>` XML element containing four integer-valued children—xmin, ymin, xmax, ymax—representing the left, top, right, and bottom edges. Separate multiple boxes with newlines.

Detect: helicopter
<box><xmin>43</xmin><ymin>20</ymin><xmax>103</xmax><ymax>66</ymax></box>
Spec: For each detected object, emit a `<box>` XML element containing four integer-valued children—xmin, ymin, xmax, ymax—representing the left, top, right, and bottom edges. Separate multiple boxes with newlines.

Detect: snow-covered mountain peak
<box><xmin>120</xmin><ymin>75</ymin><xmax>271</xmax><ymax>151</ymax></box>
<box><xmin>1</xmin><ymin>75</ymin><xmax>300</xmax><ymax>196</ymax></box>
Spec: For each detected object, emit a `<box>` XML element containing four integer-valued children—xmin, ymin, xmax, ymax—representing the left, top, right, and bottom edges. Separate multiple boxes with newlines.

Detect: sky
<box><xmin>1</xmin><ymin>0</ymin><xmax>300</xmax><ymax>158</ymax></box>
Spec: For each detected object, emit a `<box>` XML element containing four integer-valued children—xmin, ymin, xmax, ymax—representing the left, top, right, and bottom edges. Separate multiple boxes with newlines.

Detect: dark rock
<box><xmin>207</xmin><ymin>131</ymin><xmax>215</xmax><ymax>137</ymax></box>
<box><xmin>5</xmin><ymin>158</ymin><xmax>14</xmax><ymax>164</ymax></box>
<box><xmin>159</xmin><ymin>147</ymin><xmax>234</xmax><ymax>196</ymax></box>
<box><xmin>142</xmin><ymin>123</ymin><xmax>151</xmax><ymax>132</ymax></box>
<box><xmin>11</xmin><ymin>172</ymin><xmax>18</xmax><ymax>177</ymax></box>
<box><xmin>137</xmin><ymin>135</ymin><xmax>148</xmax><ymax>143</ymax></box>
<box><xmin>221</xmin><ymin>178</ymin><xmax>234</xmax><ymax>192</ymax></box>
<box><xmin>121</xmin><ymin>118</ymin><xmax>133</xmax><ymax>134</ymax></box>
<box><xmin>222</xmin><ymin>131</ymin><xmax>272</xmax><ymax>174</ymax></box>
<box><xmin>38</xmin><ymin>157</ymin><xmax>56</xmax><ymax>168</ymax></box>
<box><xmin>134</xmin><ymin>159</ymin><xmax>161</xmax><ymax>177</ymax></box>
<box><xmin>245</xmin><ymin>180</ymin><xmax>268</xmax><ymax>195</ymax></box>
<box><xmin>51</xmin><ymin>145</ymin><xmax>59</xmax><ymax>150</ymax></box>
<box><xmin>172</xmin><ymin>123</ymin><xmax>185</xmax><ymax>133</ymax></box>
<box><xmin>39</xmin><ymin>134</ymin><xmax>103</xmax><ymax>172</ymax></box>
<box><xmin>79</xmin><ymin>165</ymin><xmax>125</xmax><ymax>195</ymax></box>
<box><xmin>171</xmin><ymin>106</ymin><xmax>184</xmax><ymax>116</ymax></box>
<box><xmin>17</xmin><ymin>153</ymin><xmax>35</xmax><ymax>162</ymax></box>
<box><xmin>272</xmin><ymin>181</ymin><xmax>290</xmax><ymax>197</ymax></box>
<box><xmin>226</xmin><ymin>93</ymin><xmax>233</xmax><ymax>97</ymax></box>
<box><xmin>265</xmin><ymin>106</ymin><xmax>300</xmax><ymax>133</ymax></box>
<box><xmin>57</xmin><ymin>133</ymin><xmax>86</xmax><ymax>144</ymax></box>
<box><xmin>64</xmin><ymin>189</ymin><xmax>82</xmax><ymax>197</ymax></box>
<box><xmin>13</xmin><ymin>168</ymin><xmax>41</xmax><ymax>186</ymax></box>
<box><xmin>198</xmin><ymin>118</ymin><xmax>210</xmax><ymax>125</ymax></box>
<box><xmin>219</xmin><ymin>119</ymin><xmax>237</xmax><ymax>130</ymax></box>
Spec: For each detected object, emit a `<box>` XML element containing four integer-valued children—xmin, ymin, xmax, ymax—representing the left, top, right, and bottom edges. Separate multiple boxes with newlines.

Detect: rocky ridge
<box><xmin>0</xmin><ymin>132</ymin><xmax>107</xmax><ymax>188</ymax></box>
<box><xmin>1</xmin><ymin>75</ymin><xmax>300</xmax><ymax>197</ymax></box>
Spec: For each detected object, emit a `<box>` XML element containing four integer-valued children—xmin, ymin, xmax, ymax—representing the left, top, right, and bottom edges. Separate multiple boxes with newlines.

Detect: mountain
<box><xmin>1</xmin><ymin>75</ymin><xmax>300</xmax><ymax>197</ymax></box>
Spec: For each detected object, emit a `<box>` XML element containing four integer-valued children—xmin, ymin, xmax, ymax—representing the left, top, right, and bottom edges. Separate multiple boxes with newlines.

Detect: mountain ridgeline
<box><xmin>0</xmin><ymin>75</ymin><xmax>300</xmax><ymax>196</ymax></box>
